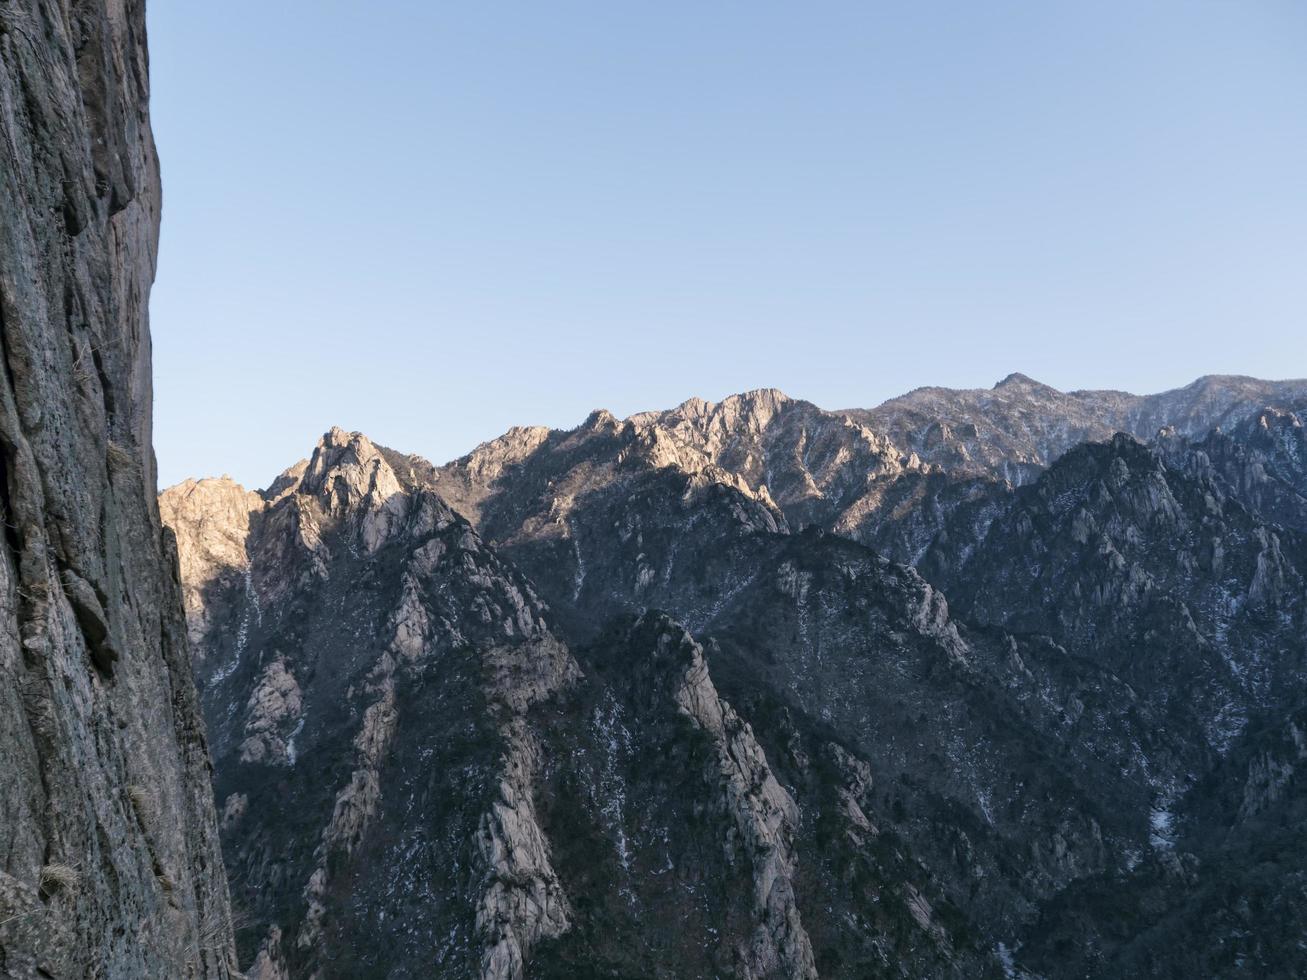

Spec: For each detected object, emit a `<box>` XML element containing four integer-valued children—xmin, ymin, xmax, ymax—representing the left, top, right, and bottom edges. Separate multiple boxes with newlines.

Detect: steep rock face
<box><xmin>158</xmin><ymin>476</ymin><xmax>266</xmax><ymax>657</ymax></box>
<box><xmin>531</xmin><ymin>616</ymin><xmax>821</xmax><ymax>978</ymax></box>
<box><xmin>0</xmin><ymin>2</ymin><xmax>235</xmax><ymax>977</ymax></box>
<box><xmin>632</xmin><ymin>617</ymin><xmax>816</xmax><ymax>979</ymax></box>
<box><xmin>164</xmin><ymin>430</ymin><xmax>580</xmax><ymax>978</ymax></box>
<box><xmin>532</xmin><ymin>612</ymin><xmax>1012</xmax><ymax>977</ymax></box>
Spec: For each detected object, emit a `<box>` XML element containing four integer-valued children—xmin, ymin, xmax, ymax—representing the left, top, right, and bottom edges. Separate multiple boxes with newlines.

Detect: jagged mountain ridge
<box><xmin>849</xmin><ymin>372</ymin><xmax>1307</xmax><ymax>484</ymax></box>
<box><xmin>1158</xmin><ymin>404</ymin><xmax>1307</xmax><ymax>535</ymax></box>
<box><xmin>163</xmin><ymin>429</ymin><xmax>581</xmax><ymax>978</ymax></box>
<box><xmin>412</xmin><ymin>374</ymin><xmax>1307</xmax><ymax>608</ymax></box>
<box><xmin>163</xmin><ymin>374</ymin><xmax>1307</xmax><ymax>978</ymax></box>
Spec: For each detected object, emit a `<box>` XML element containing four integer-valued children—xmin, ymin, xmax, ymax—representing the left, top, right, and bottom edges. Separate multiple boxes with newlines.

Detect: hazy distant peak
<box><xmin>663</xmin><ymin>386</ymin><xmax>790</xmax><ymax>414</ymax></box>
<box><xmin>994</xmin><ymin>372</ymin><xmax>1051</xmax><ymax>391</ymax></box>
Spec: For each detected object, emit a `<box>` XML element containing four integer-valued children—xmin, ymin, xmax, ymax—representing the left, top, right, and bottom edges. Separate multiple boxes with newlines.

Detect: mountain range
<box><xmin>159</xmin><ymin>372</ymin><xmax>1307</xmax><ymax>978</ymax></box>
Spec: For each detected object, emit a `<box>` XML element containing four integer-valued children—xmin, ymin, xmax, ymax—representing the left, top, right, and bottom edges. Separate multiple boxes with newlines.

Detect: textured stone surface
<box><xmin>0</xmin><ymin>1</ymin><xmax>235</xmax><ymax>976</ymax></box>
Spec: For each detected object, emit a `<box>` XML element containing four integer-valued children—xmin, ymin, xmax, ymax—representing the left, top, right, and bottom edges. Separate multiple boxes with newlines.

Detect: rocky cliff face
<box><xmin>532</xmin><ymin>615</ymin><xmax>822</xmax><ymax>978</ymax></box>
<box><xmin>162</xmin><ymin>429</ymin><xmax>583</xmax><ymax>978</ymax></box>
<box><xmin>0</xmin><ymin>2</ymin><xmax>235</xmax><ymax>976</ymax></box>
<box><xmin>165</xmin><ymin>373</ymin><xmax>1307</xmax><ymax>978</ymax></box>
<box><xmin>1157</xmin><ymin>404</ymin><xmax>1307</xmax><ymax>535</ymax></box>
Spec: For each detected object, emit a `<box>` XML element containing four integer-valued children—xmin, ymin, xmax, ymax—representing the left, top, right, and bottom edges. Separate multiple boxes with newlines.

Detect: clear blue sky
<box><xmin>147</xmin><ymin>1</ymin><xmax>1307</xmax><ymax>489</ymax></box>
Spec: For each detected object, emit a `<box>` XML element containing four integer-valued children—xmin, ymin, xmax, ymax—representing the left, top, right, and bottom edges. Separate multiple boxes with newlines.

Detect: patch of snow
<box><xmin>592</xmin><ymin>692</ymin><xmax>636</xmax><ymax>900</ymax></box>
<box><xmin>1149</xmin><ymin>801</ymin><xmax>1176</xmax><ymax>851</ymax></box>
<box><xmin>285</xmin><ymin>717</ymin><xmax>306</xmax><ymax>765</ymax></box>
<box><xmin>995</xmin><ymin>942</ymin><xmax>1017</xmax><ymax>979</ymax></box>
<box><xmin>211</xmin><ymin>566</ymin><xmax>260</xmax><ymax>684</ymax></box>
<box><xmin>570</xmin><ymin>523</ymin><xmax>586</xmax><ymax>602</ymax></box>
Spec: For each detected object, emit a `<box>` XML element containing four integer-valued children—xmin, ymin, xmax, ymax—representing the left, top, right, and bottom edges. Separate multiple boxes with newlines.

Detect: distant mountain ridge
<box><xmin>850</xmin><ymin>372</ymin><xmax>1307</xmax><ymax>484</ymax></box>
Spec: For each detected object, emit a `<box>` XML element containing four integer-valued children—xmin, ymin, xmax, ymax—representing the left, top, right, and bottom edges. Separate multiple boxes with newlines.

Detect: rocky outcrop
<box><xmin>659</xmin><ymin>620</ymin><xmax>817</xmax><ymax>979</ymax></box>
<box><xmin>0</xmin><ymin>1</ymin><xmax>235</xmax><ymax>977</ymax></box>
<box><xmin>238</xmin><ymin>659</ymin><xmax>303</xmax><ymax>765</ymax></box>
<box><xmin>158</xmin><ymin>476</ymin><xmax>265</xmax><ymax>655</ymax></box>
<box><xmin>475</xmin><ymin>722</ymin><xmax>572</xmax><ymax>980</ymax></box>
<box><xmin>165</xmin><ymin>429</ymin><xmax>582</xmax><ymax>977</ymax></box>
<box><xmin>523</xmin><ymin>614</ymin><xmax>827</xmax><ymax>977</ymax></box>
<box><xmin>1157</xmin><ymin>405</ymin><xmax>1307</xmax><ymax>534</ymax></box>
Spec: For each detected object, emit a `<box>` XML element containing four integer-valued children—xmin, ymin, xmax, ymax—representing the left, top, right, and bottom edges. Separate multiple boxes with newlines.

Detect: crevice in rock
<box><xmin>0</xmin><ymin>442</ymin><xmax>22</xmax><ymax>565</ymax></box>
<box><xmin>0</xmin><ymin>303</ymin><xmax>28</xmax><ymax>574</ymax></box>
<box><xmin>89</xmin><ymin>343</ymin><xmax>116</xmax><ymax>429</ymax></box>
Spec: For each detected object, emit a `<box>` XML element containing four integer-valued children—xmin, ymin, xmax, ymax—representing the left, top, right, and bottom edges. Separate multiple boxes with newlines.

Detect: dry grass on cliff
<box><xmin>127</xmin><ymin>784</ymin><xmax>156</xmax><ymax>827</ymax></box>
<box><xmin>106</xmin><ymin>440</ymin><xmax>137</xmax><ymax>475</ymax></box>
<box><xmin>38</xmin><ymin>863</ymin><xmax>79</xmax><ymax>896</ymax></box>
